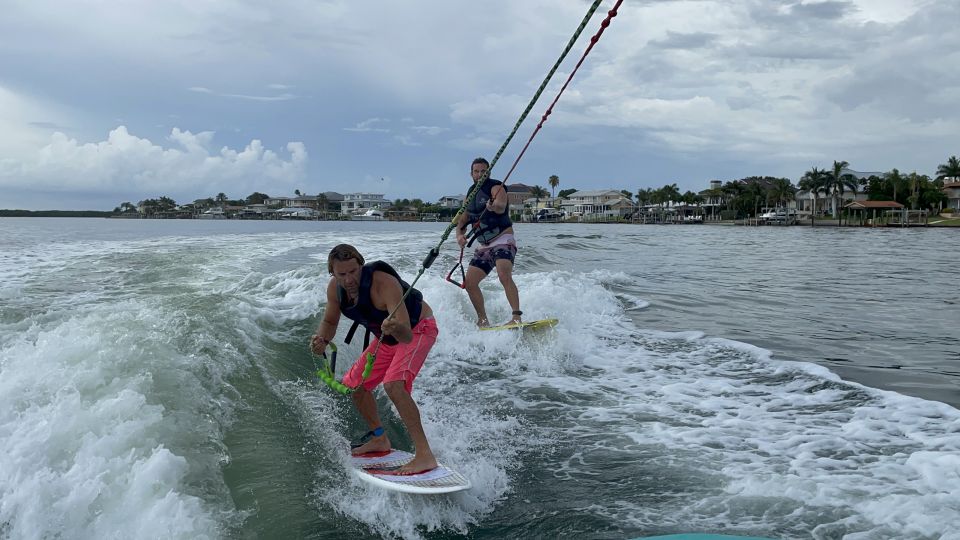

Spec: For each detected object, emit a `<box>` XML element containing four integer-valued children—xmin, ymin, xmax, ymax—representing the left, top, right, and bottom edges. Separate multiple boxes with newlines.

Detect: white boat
<box><xmin>277</xmin><ymin>207</ymin><xmax>319</xmax><ymax>219</ymax></box>
<box><xmin>351</xmin><ymin>208</ymin><xmax>385</xmax><ymax>221</ymax></box>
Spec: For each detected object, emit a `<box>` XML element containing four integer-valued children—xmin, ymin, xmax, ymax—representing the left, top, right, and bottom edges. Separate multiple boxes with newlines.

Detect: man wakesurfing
<box><xmin>311</xmin><ymin>244</ymin><xmax>439</xmax><ymax>474</ymax></box>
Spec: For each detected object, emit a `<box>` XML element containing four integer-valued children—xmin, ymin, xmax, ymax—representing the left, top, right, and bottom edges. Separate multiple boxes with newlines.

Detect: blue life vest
<box><xmin>466</xmin><ymin>178</ymin><xmax>513</xmax><ymax>244</ymax></box>
<box><xmin>338</xmin><ymin>261</ymin><xmax>423</xmax><ymax>347</ymax></box>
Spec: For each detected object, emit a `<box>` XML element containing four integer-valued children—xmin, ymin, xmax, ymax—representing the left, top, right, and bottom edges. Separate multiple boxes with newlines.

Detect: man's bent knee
<box><xmin>383</xmin><ymin>380</ymin><xmax>408</xmax><ymax>400</ymax></box>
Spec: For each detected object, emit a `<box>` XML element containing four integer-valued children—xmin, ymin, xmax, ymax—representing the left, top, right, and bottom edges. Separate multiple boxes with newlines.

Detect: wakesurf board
<box><xmin>350</xmin><ymin>449</ymin><xmax>471</xmax><ymax>495</ymax></box>
<box><xmin>479</xmin><ymin>318</ymin><xmax>559</xmax><ymax>332</ymax></box>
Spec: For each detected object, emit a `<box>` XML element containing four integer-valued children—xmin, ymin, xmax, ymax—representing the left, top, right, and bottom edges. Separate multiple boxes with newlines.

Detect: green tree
<box><xmin>769</xmin><ymin>178</ymin><xmax>797</xmax><ymax>209</ymax></box>
<box><xmin>558</xmin><ymin>188</ymin><xmax>578</xmax><ymax>199</ymax></box>
<box><xmin>548</xmin><ymin>175</ymin><xmax>560</xmax><ymax>198</ymax></box>
<box><xmin>157</xmin><ymin>196</ymin><xmax>177</xmax><ymax>212</ymax></box>
<box><xmin>936</xmin><ymin>155</ymin><xmax>960</xmax><ymax>181</ymax></box>
<box><xmin>799</xmin><ymin>167</ymin><xmax>829</xmax><ymax>217</ymax></box>
<box><xmin>660</xmin><ymin>183</ymin><xmax>681</xmax><ymax>208</ymax></box>
<box><xmin>245</xmin><ymin>192</ymin><xmax>269</xmax><ymax>205</ymax></box>
<box><xmin>635</xmin><ymin>188</ymin><xmax>654</xmax><ymax>207</ymax></box>
<box><xmin>530</xmin><ymin>185</ymin><xmax>549</xmax><ymax>210</ymax></box>
<box><xmin>883</xmin><ymin>169</ymin><xmax>910</xmax><ymax>205</ymax></box>
<box><xmin>722</xmin><ymin>181</ymin><xmax>746</xmax><ymax>218</ymax></box>
<box><xmin>824</xmin><ymin>160</ymin><xmax>857</xmax><ymax>217</ymax></box>
<box><xmin>744</xmin><ymin>181</ymin><xmax>765</xmax><ymax>217</ymax></box>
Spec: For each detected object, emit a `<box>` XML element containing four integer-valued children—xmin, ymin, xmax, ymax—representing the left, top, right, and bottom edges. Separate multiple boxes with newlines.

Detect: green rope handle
<box><xmin>385</xmin><ymin>0</ymin><xmax>605</xmax><ymax>321</ymax></box>
<box><xmin>312</xmin><ymin>341</ymin><xmax>376</xmax><ymax>395</ymax></box>
<box><xmin>361</xmin><ymin>351</ymin><xmax>375</xmax><ymax>380</ymax></box>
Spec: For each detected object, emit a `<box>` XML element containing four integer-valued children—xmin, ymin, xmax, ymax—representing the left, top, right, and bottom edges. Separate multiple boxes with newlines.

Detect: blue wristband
<box><xmin>372</xmin><ymin>426</ymin><xmax>384</xmax><ymax>437</ymax></box>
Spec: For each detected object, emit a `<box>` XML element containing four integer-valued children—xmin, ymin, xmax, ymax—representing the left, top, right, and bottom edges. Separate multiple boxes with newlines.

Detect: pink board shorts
<box><xmin>342</xmin><ymin>317</ymin><xmax>438</xmax><ymax>393</ymax></box>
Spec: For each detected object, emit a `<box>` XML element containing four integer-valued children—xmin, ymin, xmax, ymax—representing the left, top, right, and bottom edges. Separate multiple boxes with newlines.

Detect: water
<box><xmin>1</xmin><ymin>217</ymin><xmax>957</xmax><ymax>540</ymax></box>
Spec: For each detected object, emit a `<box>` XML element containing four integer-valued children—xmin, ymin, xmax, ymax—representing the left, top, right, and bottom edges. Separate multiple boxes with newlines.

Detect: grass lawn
<box><xmin>929</xmin><ymin>215</ymin><xmax>960</xmax><ymax>227</ymax></box>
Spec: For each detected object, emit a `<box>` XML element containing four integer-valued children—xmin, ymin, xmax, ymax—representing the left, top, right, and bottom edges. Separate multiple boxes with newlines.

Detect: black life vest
<box><xmin>337</xmin><ymin>261</ymin><xmax>423</xmax><ymax>347</ymax></box>
<box><xmin>466</xmin><ymin>177</ymin><xmax>512</xmax><ymax>244</ymax></box>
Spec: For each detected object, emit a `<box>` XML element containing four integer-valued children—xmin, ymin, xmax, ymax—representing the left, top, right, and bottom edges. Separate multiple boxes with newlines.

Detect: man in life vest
<box><xmin>310</xmin><ymin>244</ymin><xmax>439</xmax><ymax>474</ymax></box>
<box><xmin>456</xmin><ymin>157</ymin><xmax>522</xmax><ymax>327</ymax></box>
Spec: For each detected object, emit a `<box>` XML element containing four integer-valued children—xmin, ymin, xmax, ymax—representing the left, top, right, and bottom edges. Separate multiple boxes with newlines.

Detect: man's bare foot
<box><xmin>397</xmin><ymin>452</ymin><xmax>438</xmax><ymax>475</ymax></box>
<box><xmin>476</xmin><ymin>317</ymin><xmax>489</xmax><ymax>328</ymax></box>
<box><xmin>351</xmin><ymin>434</ymin><xmax>391</xmax><ymax>456</ymax></box>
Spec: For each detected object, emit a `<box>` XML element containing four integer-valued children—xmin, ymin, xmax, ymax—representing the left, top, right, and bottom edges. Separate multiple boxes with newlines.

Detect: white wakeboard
<box><xmin>350</xmin><ymin>449</ymin><xmax>471</xmax><ymax>494</ymax></box>
<box><xmin>479</xmin><ymin>318</ymin><xmax>559</xmax><ymax>332</ymax></box>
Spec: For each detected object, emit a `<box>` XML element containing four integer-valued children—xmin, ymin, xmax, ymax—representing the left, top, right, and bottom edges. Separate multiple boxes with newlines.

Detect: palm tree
<box><xmin>769</xmin><ymin>178</ymin><xmax>796</xmax><ymax>209</ymax></box>
<box><xmin>824</xmin><ymin>160</ymin><xmax>857</xmax><ymax>218</ymax></box>
<box><xmin>530</xmin><ymin>185</ymin><xmax>549</xmax><ymax>210</ymax></box>
<box><xmin>799</xmin><ymin>167</ymin><xmax>829</xmax><ymax>219</ymax></box>
<box><xmin>936</xmin><ymin>156</ymin><xmax>960</xmax><ymax>181</ymax></box>
<box><xmin>661</xmin><ymin>183</ymin><xmax>681</xmax><ymax>208</ymax></box>
<box><xmin>158</xmin><ymin>196</ymin><xmax>177</xmax><ymax>212</ymax></box>
<box><xmin>548</xmin><ymin>175</ymin><xmax>560</xmax><ymax>199</ymax></box>
<box><xmin>745</xmin><ymin>181</ymin><xmax>765</xmax><ymax>218</ymax></box>
<box><xmin>722</xmin><ymin>181</ymin><xmax>746</xmax><ymax>218</ymax></box>
<box><xmin>635</xmin><ymin>188</ymin><xmax>653</xmax><ymax>207</ymax></box>
<box><xmin>215</xmin><ymin>192</ymin><xmax>228</xmax><ymax>206</ymax></box>
<box><xmin>884</xmin><ymin>168</ymin><xmax>908</xmax><ymax>205</ymax></box>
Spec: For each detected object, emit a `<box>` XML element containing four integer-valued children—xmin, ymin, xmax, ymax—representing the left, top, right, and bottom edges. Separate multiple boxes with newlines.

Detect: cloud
<box><xmin>393</xmin><ymin>135</ymin><xmax>420</xmax><ymax>147</ymax></box>
<box><xmin>789</xmin><ymin>1</ymin><xmax>855</xmax><ymax>20</ymax></box>
<box><xmin>2</xmin><ymin>0</ymin><xmax>958</xmax><ymax>205</ymax></box>
<box><xmin>187</xmin><ymin>86</ymin><xmax>296</xmax><ymax>101</ymax></box>
<box><xmin>343</xmin><ymin>118</ymin><xmax>390</xmax><ymax>133</ymax></box>
<box><xmin>0</xmin><ymin>126</ymin><xmax>308</xmax><ymax>202</ymax></box>
<box><xmin>650</xmin><ymin>31</ymin><xmax>720</xmax><ymax>50</ymax></box>
<box><xmin>410</xmin><ymin>125</ymin><xmax>450</xmax><ymax>136</ymax></box>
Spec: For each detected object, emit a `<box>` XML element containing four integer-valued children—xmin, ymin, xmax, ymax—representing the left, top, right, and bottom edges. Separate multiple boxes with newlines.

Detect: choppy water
<box><xmin>0</xmin><ymin>218</ymin><xmax>957</xmax><ymax>540</ymax></box>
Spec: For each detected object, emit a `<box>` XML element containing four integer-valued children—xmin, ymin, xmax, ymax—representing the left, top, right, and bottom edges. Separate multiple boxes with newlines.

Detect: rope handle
<box><xmin>311</xmin><ymin>340</ymin><xmax>376</xmax><ymax>395</ymax></box>
<box><xmin>446</xmin><ymin>245</ymin><xmax>467</xmax><ymax>289</ymax></box>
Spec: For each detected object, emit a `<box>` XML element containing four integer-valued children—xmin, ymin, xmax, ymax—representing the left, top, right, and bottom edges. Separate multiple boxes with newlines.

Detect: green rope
<box><xmin>386</xmin><ymin>0</ymin><xmax>605</xmax><ymax>319</ymax></box>
<box><xmin>312</xmin><ymin>341</ymin><xmax>375</xmax><ymax>395</ymax></box>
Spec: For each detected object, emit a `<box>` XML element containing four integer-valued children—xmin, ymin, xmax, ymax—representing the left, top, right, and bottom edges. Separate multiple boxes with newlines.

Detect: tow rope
<box><xmin>444</xmin><ymin>0</ymin><xmax>622</xmax><ymax>288</ymax></box>
<box><xmin>315</xmin><ymin>0</ymin><xmax>622</xmax><ymax>393</ymax></box>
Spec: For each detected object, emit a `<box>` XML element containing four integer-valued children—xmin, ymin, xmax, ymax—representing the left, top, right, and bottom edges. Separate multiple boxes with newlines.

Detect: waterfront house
<box><xmin>560</xmin><ymin>189</ymin><xmax>632</xmax><ymax>219</ymax></box>
<box><xmin>340</xmin><ymin>193</ymin><xmax>388</xmax><ymax>215</ymax></box>
<box><xmin>439</xmin><ymin>195</ymin><xmax>464</xmax><ymax>208</ymax></box>
<box><xmin>943</xmin><ymin>182</ymin><xmax>960</xmax><ymax>211</ymax></box>
<box><xmin>505</xmin><ymin>183</ymin><xmax>533</xmax><ymax>208</ymax></box>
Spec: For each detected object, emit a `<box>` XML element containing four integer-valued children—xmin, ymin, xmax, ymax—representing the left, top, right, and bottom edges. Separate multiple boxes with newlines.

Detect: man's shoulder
<box><xmin>370</xmin><ymin>267</ymin><xmax>401</xmax><ymax>286</ymax></box>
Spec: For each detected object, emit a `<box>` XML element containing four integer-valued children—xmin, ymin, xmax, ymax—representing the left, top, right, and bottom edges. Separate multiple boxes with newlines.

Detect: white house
<box><xmin>439</xmin><ymin>195</ymin><xmax>464</xmax><ymax>208</ymax></box>
<box><xmin>340</xmin><ymin>193</ymin><xmax>388</xmax><ymax>215</ymax></box>
<box><xmin>560</xmin><ymin>189</ymin><xmax>631</xmax><ymax>218</ymax></box>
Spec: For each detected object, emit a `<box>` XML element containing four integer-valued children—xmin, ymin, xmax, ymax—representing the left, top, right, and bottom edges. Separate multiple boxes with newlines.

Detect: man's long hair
<box><xmin>327</xmin><ymin>244</ymin><xmax>364</xmax><ymax>274</ymax></box>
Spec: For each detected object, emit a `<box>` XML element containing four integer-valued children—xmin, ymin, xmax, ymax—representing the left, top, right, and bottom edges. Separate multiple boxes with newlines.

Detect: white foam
<box><xmin>6</xmin><ymin>226</ymin><xmax>958</xmax><ymax>539</ymax></box>
<box><xmin>0</xmin><ymin>304</ymin><xmax>230</xmax><ymax>538</ymax></box>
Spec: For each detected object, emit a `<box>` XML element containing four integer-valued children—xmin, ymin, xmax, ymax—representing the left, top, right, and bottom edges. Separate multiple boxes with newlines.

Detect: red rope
<box><xmin>501</xmin><ymin>0</ymin><xmax>622</xmax><ymax>186</ymax></box>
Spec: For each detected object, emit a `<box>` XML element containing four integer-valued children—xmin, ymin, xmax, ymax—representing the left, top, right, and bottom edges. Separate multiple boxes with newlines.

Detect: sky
<box><xmin>1</xmin><ymin>0</ymin><xmax>958</xmax><ymax>211</ymax></box>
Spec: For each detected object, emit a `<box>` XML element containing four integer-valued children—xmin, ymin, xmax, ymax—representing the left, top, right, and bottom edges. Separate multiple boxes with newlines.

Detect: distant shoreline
<box><xmin>4</xmin><ymin>211</ymin><xmax>958</xmax><ymax>227</ymax></box>
<box><xmin>0</xmin><ymin>210</ymin><xmax>113</xmax><ymax>218</ymax></box>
